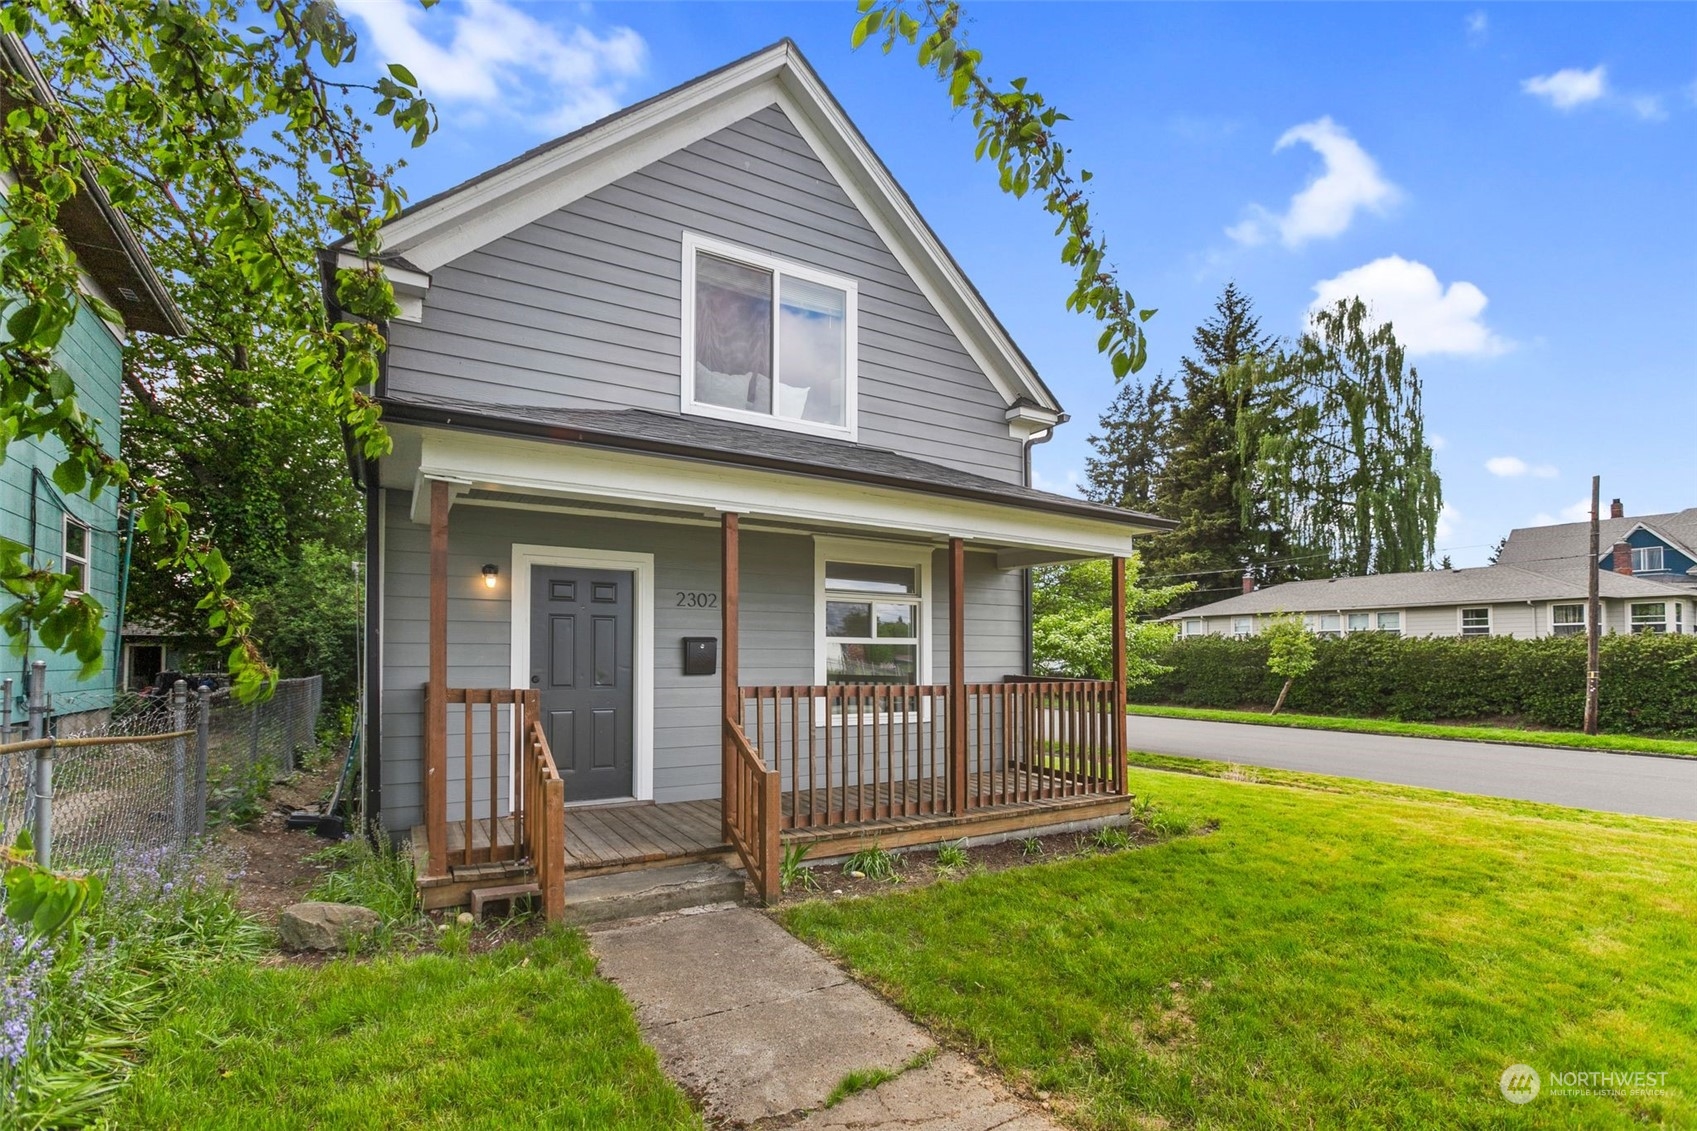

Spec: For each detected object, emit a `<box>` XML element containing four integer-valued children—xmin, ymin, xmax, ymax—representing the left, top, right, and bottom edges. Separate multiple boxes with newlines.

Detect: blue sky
<box><xmin>344</xmin><ymin>1</ymin><xmax>1697</xmax><ymax>567</ymax></box>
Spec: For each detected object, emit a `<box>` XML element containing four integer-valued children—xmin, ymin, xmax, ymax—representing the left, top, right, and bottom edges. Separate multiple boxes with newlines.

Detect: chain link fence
<box><xmin>0</xmin><ymin>665</ymin><xmax>323</xmax><ymax>868</ymax></box>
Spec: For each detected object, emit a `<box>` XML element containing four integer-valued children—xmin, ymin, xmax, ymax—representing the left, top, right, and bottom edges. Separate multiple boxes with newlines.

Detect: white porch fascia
<box><xmin>407</xmin><ymin>428</ymin><xmax>1143</xmax><ymax>566</ymax></box>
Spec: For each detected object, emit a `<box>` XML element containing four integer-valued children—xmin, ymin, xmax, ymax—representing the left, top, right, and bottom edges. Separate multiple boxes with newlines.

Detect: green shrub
<box><xmin>1133</xmin><ymin>632</ymin><xmax>1697</xmax><ymax>735</ymax></box>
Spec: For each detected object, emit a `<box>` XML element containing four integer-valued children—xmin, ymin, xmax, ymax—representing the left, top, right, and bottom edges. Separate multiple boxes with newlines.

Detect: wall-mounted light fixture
<box><xmin>481</xmin><ymin>564</ymin><xmax>499</xmax><ymax>589</ymax></box>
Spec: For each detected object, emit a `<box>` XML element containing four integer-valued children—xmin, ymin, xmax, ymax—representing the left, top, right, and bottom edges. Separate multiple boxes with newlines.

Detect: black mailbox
<box><xmin>682</xmin><ymin>637</ymin><xmax>718</xmax><ymax>676</ymax></box>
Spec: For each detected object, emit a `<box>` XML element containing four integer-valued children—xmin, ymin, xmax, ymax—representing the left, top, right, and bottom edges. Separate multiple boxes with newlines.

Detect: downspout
<box><xmin>1021</xmin><ymin>417</ymin><xmax>1065</xmax><ymax>676</ymax></box>
<box><xmin>113</xmin><ymin>495</ymin><xmax>136</xmax><ymax>686</ymax></box>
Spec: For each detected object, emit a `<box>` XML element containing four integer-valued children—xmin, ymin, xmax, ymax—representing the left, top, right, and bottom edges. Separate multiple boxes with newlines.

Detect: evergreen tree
<box><xmin>1084</xmin><ymin>374</ymin><xmax>1173</xmax><ymax>511</ymax></box>
<box><xmin>1140</xmin><ymin>284</ymin><xmax>1296</xmax><ymax>607</ymax></box>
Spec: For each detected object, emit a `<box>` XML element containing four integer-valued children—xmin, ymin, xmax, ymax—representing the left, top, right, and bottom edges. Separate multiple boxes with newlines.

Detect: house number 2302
<box><xmin>676</xmin><ymin>591</ymin><xmax>719</xmax><ymax>608</ymax></box>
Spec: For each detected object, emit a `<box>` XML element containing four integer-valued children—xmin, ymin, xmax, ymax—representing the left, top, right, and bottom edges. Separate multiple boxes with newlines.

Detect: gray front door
<box><xmin>531</xmin><ymin>565</ymin><xmax>635</xmax><ymax>801</ymax></box>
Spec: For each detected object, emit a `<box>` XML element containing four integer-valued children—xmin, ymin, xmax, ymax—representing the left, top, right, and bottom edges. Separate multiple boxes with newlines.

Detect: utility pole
<box><xmin>1584</xmin><ymin>475</ymin><xmax>1601</xmax><ymax>735</ymax></box>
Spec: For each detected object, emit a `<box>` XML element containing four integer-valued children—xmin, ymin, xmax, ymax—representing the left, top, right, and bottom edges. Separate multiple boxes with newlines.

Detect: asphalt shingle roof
<box><xmin>1496</xmin><ymin>508</ymin><xmax>1697</xmax><ymax>574</ymax></box>
<box><xmin>380</xmin><ymin>393</ymin><xmax>1174</xmax><ymax>532</ymax></box>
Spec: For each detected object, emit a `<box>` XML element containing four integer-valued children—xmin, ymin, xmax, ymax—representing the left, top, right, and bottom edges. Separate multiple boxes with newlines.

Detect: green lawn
<box><xmin>782</xmin><ymin>764</ymin><xmax>1697</xmax><ymax>1128</ymax></box>
<box><xmin>111</xmin><ymin>929</ymin><xmax>699</xmax><ymax>1130</ymax></box>
<box><xmin>1130</xmin><ymin>703</ymin><xmax>1697</xmax><ymax>757</ymax></box>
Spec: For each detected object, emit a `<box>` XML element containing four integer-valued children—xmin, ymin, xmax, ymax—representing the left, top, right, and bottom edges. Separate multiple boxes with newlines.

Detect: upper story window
<box><xmin>1631</xmin><ymin>545</ymin><xmax>1665</xmax><ymax>573</ymax></box>
<box><xmin>62</xmin><ymin>517</ymin><xmax>90</xmax><ymax>594</ymax></box>
<box><xmin>682</xmin><ymin>234</ymin><xmax>857</xmax><ymax>439</ymax></box>
<box><xmin>1460</xmin><ymin>607</ymin><xmax>1491</xmax><ymax>636</ymax></box>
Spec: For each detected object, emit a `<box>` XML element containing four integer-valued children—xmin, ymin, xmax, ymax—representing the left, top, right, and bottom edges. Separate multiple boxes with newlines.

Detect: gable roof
<box><xmin>1161</xmin><ymin>561</ymin><xmax>1691</xmax><ymax>621</ymax></box>
<box><xmin>340</xmin><ymin>39</ymin><xmax>1062</xmax><ymax>419</ymax></box>
<box><xmin>382</xmin><ymin>390</ymin><xmax>1172</xmax><ymax>533</ymax></box>
<box><xmin>1497</xmin><ymin>508</ymin><xmax>1697</xmax><ymax>576</ymax></box>
<box><xmin>0</xmin><ymin>35</ymin><xmax>184</xmax><ymax>336</ymax></box>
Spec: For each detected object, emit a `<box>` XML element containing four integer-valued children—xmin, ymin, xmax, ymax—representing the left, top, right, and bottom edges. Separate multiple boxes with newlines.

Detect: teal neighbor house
<box><xmin>1</xmin><ymin>35</ymin><xmax>185</xmax><ymax>724</ymax></box>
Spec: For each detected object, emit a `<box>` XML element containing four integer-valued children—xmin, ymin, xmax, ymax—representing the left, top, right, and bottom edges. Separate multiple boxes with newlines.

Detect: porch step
<box><xmin>563</xmin><ymin>861</ymin><xmax>747</xmax><ymax>927</ymax></box>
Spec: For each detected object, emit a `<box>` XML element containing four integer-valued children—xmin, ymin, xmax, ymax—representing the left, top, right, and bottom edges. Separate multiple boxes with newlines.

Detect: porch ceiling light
<box><xmin>482</xmin><ymin>564</ymin><xmax>499</xmax><ymax>589</ymax></box>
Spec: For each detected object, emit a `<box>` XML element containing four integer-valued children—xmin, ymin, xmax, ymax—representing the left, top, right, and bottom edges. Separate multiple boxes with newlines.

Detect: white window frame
<box><xmin>1182</xmin><ymin>618</ymin><xmax>1205</xmax><ymax>638</ymax></box>
<box><xmin>813</xmin><ymin>538</ymin><xmax>932</xmax><ymax>721</ymax></box>
<box><xmin>1231</xmin><ymin>615</ymin><xmax>1254</xmax><ymax>638</ymax></box>
<box><xmin>1629</xmin><ymin>602</ymin><xmax>1669</xmax><ymax>634</ymax></box>
<box><xmin>1315</xmin><ymin>613</ymin><xmax>1342</xmax><ymax>638</ymax></box>
<box><xmin>62</xmin><ymin>515</ymin><xmax>90</xmax><ymax>595</ymax></box>
<box><xmin>1630</xmin><ymin>545</ymin><xmax>1665</xmax><ymax>573</ymax></box>
<box><xmin>1549</xmin><ymin>602</ymin><xmax>1587</xmax><ymax>637</ymax></box>
<box><xmin>1458</xmin><ymin>607</ymin><xmax>1491</xmax><ymax>637</ymax></box>
<box><xmin>680</xmin><ymin>232</ymin><xmax>859</xmax><ymax>441</ymax></box>
<box><xmin>1374</xmin><ymin>610</ymin><xmax>1404</xmax><ymax>635</ymax></box>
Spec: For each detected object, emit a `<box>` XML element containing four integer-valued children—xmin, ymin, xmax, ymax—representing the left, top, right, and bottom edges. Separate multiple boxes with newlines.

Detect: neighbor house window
<box><xmin>1317</xmin><ymin>614</ymin><xmax>1342</xmax><ymax>638</ymax></box>
<box><xmin>683</xmin><ymin>234</ymin><xmax>856</xmax><ymax>437</ymax></box>
<box><xmin>62</xmin><ymin>517</ymin><xmax>90</xmax><ymax>594</ymax></box>
<box><xmin>1551</xmin><ymin>604</ymin><xmax>1586</xmax><ymax>636</ymax></box>
<box><xmin>1630</xmin><ymin>546</ymin><xmax>1665</xmax><ymax>573</ymax></box>
<box><xmin>1182</xmin><ymin>618</ymin><xmax>1204</xmax><ymax>638</ymax></box>
<box><xmin>816</xmin><ymin>544</ymin><xmax>929</xmax><ymax>690</ymax></box>
<box><xmin>1460</xmin><ymin>608</ymin><xmax>1491</xmax><ymax>637</ymax></box>
<box><xmin>1375</xmin><ymin>611</ymin><xmax>1402</xmax><ymax>635</ymax></box>
<box><xmin>1346</xmin><ymin>613</ymin><xmax>1370</xmax><ymax>633</ymax></box>
<box><xmin>1630</xmin><ymin>602</ymin><xmax>1668</xmax><ymax>634</ymax></box>
<box><xmin>1231</xmin><ymin>616</ymin><xmax>1254</xmax><ymax>638</ymax></box>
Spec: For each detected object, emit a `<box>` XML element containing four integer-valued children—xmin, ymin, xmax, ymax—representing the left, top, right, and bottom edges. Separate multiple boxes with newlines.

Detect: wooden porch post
<box><xmin>721</xmin><ymin>512</ymin><xmax>740</xmax><ymax>842</ymax></box>
<box><xmin>1111</xmin><ymin>555</ymin><xmax>1129</xmax><ymax>795</ymax></box>
<box><xmin>425</xmin><ymin>479</ymin><xmax>449</xmax><ymax>876</ymax></box>
<box><xmin>949</xmin><ymin>537</ymin><xmax>967</xmax><ymax>816</ymax></box>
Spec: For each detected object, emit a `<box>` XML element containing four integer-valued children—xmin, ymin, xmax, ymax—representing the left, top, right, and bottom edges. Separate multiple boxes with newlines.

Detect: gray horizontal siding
<box><xmin>377</xmin><ymin>492</ymin><xmax>1029</xmax><ymax>830</ymax></box>
<box><xmin>387</xmin><ymin>104</ymin><xmax>1025</xmax><ymax>482</ymax></box>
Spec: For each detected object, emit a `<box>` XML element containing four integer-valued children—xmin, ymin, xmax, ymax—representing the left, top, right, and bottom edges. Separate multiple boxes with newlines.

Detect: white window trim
<box><xmin>1374</xmin><ymin>610</ymin><xmax>1405</xmax><ymax>635</ymax></box>
<box><xmin>1630</xmin><ymin>545</ymin><xmax>1666</xmax><ymax>573</ymax></box>
<box><xmin>1628</xmin><ymin>601</ymin><xmax>1669</xmax><ymax>634</ymax></box>
<box><xmin>1457</xmin><ymin>606</ymin><xmax>1492</xmax><ymax>637</ymax></box>
<box><xmin>1547</xmin><ymin>601</ymin><xmax>1588</xmax><ymax>638</ymax></box>
<box><xmin>680</xmin><ymin>231</ymin><xmax>859</xmax><ymax>442</ymax></box>
<box><xmin>509</xmin><ymin>543</ymin><xmax>656</xmax><ymax>803</ymax></box>
<box><xmin>62</xmin><ymin>515</ymin><xmax>91</xmax><ymax>596</ymax></box>
<box><xmin>813</xmin><ymin>537</ymin><xmax>932</xmax><ymax>722</ymax></box>
<box><xmin>1231</xmin><ymin>615</ymin><xmax>1254</xmax><ymax>639</ymax></box>
<box><xmin>1181</xmin><ymin>617</ymin><xmax>1205</xmax><ymax>638</ymax></box>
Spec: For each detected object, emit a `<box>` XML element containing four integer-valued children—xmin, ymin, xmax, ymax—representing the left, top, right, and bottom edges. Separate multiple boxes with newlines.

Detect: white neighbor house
<box><xmin>1165</xmin><ymin>501</ymin><xmax>1697</xmax><ymax>641</ymax></box>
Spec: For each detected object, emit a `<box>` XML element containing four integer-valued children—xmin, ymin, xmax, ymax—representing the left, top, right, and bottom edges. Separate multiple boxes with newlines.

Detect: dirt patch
<box><xmin>769</xmin><ymin>818</ymin><xmax>1171</xmax><ymax>907</ymax></box>
<box><xmin>217</xmin><ymin>760</ymin><xmax>342</xmax><ymax>924</ymax></box>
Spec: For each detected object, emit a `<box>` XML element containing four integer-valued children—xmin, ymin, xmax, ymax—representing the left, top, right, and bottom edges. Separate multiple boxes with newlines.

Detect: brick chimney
<box><xmin>1610</xmin><ymin>498</ymin><xmax>1624</xmax><ymax>519</ymax></box>
<box><xmin>1612</xmin><ymin>541</ymin><xmax>1634</xmax><ymax>575</ymax></box>
<box><xmin>1242</xmin><ymin>568</ymin><xmax>1255</xmax><ymax>595</ymax></box>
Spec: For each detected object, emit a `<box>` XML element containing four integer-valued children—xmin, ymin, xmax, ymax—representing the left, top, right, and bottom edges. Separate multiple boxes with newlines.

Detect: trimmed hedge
<box><xmin>1132</xmin><ymin>632</ymin><xmax>1697</xmax><ymax>736</ymax></box>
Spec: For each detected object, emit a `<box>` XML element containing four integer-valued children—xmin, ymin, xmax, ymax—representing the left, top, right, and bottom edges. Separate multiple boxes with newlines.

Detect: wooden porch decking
<box><xmin>425</xmin><ymin>769</ymin><xmax>1126</xmax><ymax>884</ymax></box>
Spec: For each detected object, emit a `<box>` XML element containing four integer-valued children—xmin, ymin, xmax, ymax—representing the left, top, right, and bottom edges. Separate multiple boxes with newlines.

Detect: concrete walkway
<box><xmin>588</xmin><ymin>905</ymin><xmax>1057</xmax><ymax>1129</ymax></box>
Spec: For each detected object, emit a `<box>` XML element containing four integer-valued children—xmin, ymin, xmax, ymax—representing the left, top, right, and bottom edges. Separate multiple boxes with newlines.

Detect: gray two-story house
<box><xmin>332</xmin><ymin>41</ymin><xmax>1167</xmax><ymax>910</ymax></box>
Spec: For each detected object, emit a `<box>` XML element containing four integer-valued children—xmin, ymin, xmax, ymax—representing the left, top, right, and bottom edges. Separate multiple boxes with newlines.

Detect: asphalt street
<box><xmin>1128</xmin><ymin>715</ymin><xmax>1697</xmax><ymax>821</ymax></box>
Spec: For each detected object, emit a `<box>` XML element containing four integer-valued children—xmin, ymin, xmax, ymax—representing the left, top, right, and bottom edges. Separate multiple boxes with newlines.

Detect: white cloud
<box><xmin>343</xmin><ymin>0</ymin><xmax>646</xmax><ymax>135</ymax></box>
<box><xmin>1436</xmin><ymin>503</ymin><xmax>1461</xmax><ymax>542</ymax></box>
<box><xmin>1309</xmin><ymin>255</ymin><xmax>1511</xmax><ymax>358</ymax></box>
<box><xmin>1486</xmin><ymin>456</ymin><xmax>1558</xmax><ymax>479</ymax></box>
<box><xmin>1465</xmin><ymin>11</ymin><xmax>1488</xmax><ymax>47</ymax></box>
<box><xmin>1227</xmin><ymin>117</ymin><xmax>1400</xmax><ymax>248</ymax></box>
<box><xmin>1530</xmin><ymin>499</ymin><xmax>1593</xmax><ymax>526</ymax></box>
<box><xmin>1631</xmin><ymin>94</ymin><xmax>1668</xmax><ymax>122</ymax></box>
<box><xmin>1522</xmin><ymin>66</ymin><xmax>1608</xmax><ymax>111</ymax></box>
<box><xmin>1429</xmin><ymin>433</ymin><xmax>1448</xmax><ymax>451</ymax></box>
<box><xmin>1031</xmin><ymin>465</ymin><xmax>1084</xmax><ymax>497</ymax></box>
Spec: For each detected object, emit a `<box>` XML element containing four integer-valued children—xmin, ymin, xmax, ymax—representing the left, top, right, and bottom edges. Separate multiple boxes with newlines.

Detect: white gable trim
<box><xmin>368</xmin><ymin>41</ymin><xmax>1060</xmax><ymax>417</ymax></box>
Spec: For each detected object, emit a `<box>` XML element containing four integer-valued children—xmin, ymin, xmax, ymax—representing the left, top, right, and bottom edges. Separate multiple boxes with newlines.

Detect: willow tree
<box><xmin>1239</xmin><ymin>298</ymin><xmax>1442</xmax><ymax>576</ymax></box>
<box><xmin>0</xmin><ymin>1</ymin><xmax>434</xmax><ymax>697</ymax></box>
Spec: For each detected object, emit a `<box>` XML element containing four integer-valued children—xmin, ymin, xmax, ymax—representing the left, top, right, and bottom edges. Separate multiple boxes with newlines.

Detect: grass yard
<box><xmin>782</xmin><ymin>763</ymin><xmax>1697</xmax><ymax>1128</ymax></box>
<box><xmin>110</xmin><ymin>928</ymin><xmax>699</xmax><ymax>1130</ymax></box>
<box><xmin>1129</xmin><ymin>703</ymin><xmax>1697</xmax><ymax>758</ymax></box>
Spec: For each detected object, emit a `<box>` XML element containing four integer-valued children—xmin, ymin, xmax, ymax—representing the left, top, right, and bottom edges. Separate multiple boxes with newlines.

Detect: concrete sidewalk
<box><xmin>588</xmin><ymin>905</ymin><xmax>1057</xmax><ymax>1129</ymax></box>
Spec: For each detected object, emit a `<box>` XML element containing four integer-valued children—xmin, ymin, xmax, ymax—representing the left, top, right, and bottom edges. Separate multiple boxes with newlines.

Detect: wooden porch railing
<box><xmin>423</xmin><ymin>685</ymin><xmax>566</xmax><ymax>919</ymax></box>
<box><xmin>739</xmin><ymin>677</ymin><xmax>1121</xmax><ymax>828</ymax></box>
<box><xmin>723</xmin><ymin>717</ymin><xmax>780</xmax><ymax>902</ymax></box>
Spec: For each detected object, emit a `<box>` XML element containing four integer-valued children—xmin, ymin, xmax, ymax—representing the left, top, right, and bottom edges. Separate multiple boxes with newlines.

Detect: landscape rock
<box><xmin>278</xmin><ymin>901</ymin><xmax>381</xmax><ymax>951</ymax></box>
